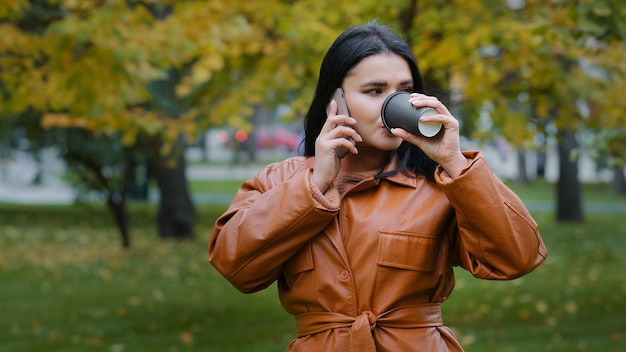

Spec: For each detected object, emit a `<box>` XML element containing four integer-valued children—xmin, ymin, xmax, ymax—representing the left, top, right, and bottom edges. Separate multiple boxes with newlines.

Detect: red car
<box><xmin>255</xmin><ymin>126</ymin><xmax>301</xmax><ymax>152</ymax></box>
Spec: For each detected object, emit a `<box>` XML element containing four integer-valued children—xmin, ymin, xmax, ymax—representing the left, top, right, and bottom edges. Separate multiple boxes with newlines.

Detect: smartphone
<box><xmin>327</xmin><ymin>88</ymin><xmax>352</xmax><ymax>159</ymax></box>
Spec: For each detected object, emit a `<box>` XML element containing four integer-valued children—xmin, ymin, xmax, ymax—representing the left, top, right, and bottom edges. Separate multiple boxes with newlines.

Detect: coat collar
<box><xmin>377</xmin><ymin>158</ymin><xmax>421</xmax><ymax>189</ymax></box>
<box><xmin>303</xmin><ymin>154</ymin><xmax>423</xmax><ymax>193</ymax></box>
<box><xmin>340</xmin><ymin>157</ymin><xmax>422</xmax><ymax>195</ymax></box>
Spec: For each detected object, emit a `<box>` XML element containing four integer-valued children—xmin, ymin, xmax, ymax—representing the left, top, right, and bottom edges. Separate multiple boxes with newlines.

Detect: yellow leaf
<box><xmin>191</xmin><ymin>66</ymin><xmax>212</xmax><ymax>85</ymax></box>
<box><xmin>564</xmin><ymin>301</ymin><xmax>578</xmax><ymax>315</ymax></box>
<box><xmin>179</xmin><ymin>331</ymin><xmax>194</xmax><ymax>345</ymax></box>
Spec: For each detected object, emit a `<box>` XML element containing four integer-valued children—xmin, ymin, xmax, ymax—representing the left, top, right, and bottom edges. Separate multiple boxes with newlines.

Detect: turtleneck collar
<box><xmin>333</xmin><ymin>147</ymin><xmax>390</xmax><ymax>195</ymax></box>
<box><xmin>338</xmin><ymin>147</ymin><xmax>390</xmax><ymax>175</ymax></box>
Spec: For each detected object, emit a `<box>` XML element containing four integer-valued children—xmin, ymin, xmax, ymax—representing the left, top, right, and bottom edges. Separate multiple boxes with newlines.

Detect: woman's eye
<box><xmin>399</xmin><ymin>87</ymin><xmax>413</xmax><ymax>93</ymax></box>
<box><xmin>365</xmin><ymin>89</ymin><xmax>383</xmax><ymax>95</ymax></box>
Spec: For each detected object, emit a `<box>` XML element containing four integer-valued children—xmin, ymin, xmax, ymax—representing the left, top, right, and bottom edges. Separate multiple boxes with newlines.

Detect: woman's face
<box><xmin>341</xmin><ymin>53</ymin><xmax>414</xmax><ymax>151</ymax></box>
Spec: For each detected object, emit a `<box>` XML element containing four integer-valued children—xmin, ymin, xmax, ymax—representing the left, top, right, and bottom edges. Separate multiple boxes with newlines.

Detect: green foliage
<box><xmin>1</xmin><ymin>1</ymin><xmax>625</xmax><ymax>231</ymax></box>
<box><xmin>56</xmin><ymin>128</ymin><xmax>131</xmax><ymax>203</ymax></box>
<box><xmin>1</xmin><ymin>200</ymin><xmax>625</xmax><ymax>351</ymax></box>
<box><xmin>0</xmin><ymin>0</ymin><xmax>412</xmax><ymax>139</ymax></box>
<box><xmin>1</xmin><ymin>1</ymin><xmax>625</xmax><ymax>155</ymax></box>
<box><xmin>0</xmin><ymin>0</ymin><xmax>196</xmax><ymax>150</ymax></box>
<box><xmin>412</xmin><ymin>0</ymin><xmax>626</xmax><ymax>162</ymax></box>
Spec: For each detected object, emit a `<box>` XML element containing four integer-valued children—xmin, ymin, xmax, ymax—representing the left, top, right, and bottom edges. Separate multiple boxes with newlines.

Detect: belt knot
<box><xmin>294</xmin><ymin>303</ymin><xmax>443</xmax><ymax>352</ymax></box>
<box><xmin>360</xmin><ymin>311</ymin><xmax>377</xmax><ymax>330</ymax></box>
<box><xmin>351</xmin><ymin>311</ymin><xmax>377</xmax><ymax>352</ymax></box>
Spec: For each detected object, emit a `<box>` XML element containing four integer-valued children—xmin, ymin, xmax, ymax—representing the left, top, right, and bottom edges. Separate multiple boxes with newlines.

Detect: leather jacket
<box><xmin>209</xmin><ymin>151</ymin><xmax>547</xmax><ymax>351</ymax></box>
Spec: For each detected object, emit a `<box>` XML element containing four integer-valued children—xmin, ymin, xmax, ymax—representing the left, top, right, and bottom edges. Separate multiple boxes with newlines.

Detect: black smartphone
<box><xmin>327</xmin><ymin>88</ymin><xmax>352</xmax><ymax>159</ymax></box>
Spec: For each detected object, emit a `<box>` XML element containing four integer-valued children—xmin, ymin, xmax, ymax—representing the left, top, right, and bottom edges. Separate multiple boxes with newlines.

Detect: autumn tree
<box><xmin>0</xmin><ymin>0</ymin><xmax>198</xmax><ymax>246</ymax></box>
<box><xmin>2</xmin><ymin>0</ymin><xmax>624</xmax><ymax>247</ymax></box>
<box><xmin>409</xmin><ymin>0</ymin><xmax>626</xmax><ymax>222</ymax></box>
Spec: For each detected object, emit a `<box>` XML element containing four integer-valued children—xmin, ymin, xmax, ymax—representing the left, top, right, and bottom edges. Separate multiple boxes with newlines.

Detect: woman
<box><xmin>208</xmin><ymin>22</ymin><xmax>547</xmax><ymax>351</ymax></box>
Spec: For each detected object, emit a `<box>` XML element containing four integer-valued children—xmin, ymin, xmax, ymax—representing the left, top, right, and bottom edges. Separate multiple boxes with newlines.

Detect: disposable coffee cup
<box><xmin>381</xmin><ymin>91</ymin><xmax>443</xmax><ymax>137</ymax></box>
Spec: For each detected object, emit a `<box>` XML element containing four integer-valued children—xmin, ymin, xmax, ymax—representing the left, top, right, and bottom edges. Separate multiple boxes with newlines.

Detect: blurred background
<box><xmin>1</xmin><ymin>1</ymin><xmax>625</xmax><ymax>351</ymax></box>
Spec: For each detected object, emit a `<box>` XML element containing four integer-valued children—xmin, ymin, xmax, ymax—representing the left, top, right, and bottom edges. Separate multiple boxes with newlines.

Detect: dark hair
<box><xmin>303</xmin><ymin>22</ymin><xmax>437</xmax><ymax>181</ymax></box>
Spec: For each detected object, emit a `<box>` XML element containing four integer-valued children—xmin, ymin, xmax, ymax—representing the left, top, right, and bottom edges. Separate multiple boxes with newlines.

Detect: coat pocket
<box><xmin>282</xmin><ymin>241</ymin><xmax>314</xmax><ymax>289</ymax></box>
<box><xmin>377</xmin><ymin>230</ymin><xmax>439</xmax><ymax>272</ymax></box>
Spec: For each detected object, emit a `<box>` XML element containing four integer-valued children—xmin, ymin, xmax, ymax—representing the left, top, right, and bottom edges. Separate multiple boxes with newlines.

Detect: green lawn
<box><xmin>504</xmin><ymin>179</ymin><xmax>626</xmax><ymax>203</ymax></box>
<box><xmin>189</xmin><ymin>176</ymin><xmax>625</xmax><ymax>204</ymax></box>
<box><xmin>1</xmin><ymin>184</ymin><xmax>625</xmax><ymax>351</ymax></box>
<box><xmin>188</xmin><ymin>179</ymin><xmax>244</xmax><ymax>195</ymax></box>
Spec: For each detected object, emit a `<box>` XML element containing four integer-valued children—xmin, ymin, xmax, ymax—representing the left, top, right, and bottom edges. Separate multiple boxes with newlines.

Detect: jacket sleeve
<box><xmin>435</xmin><ymin>151</ymin><xmax>548</xmax><ymax>280</ymax></box>
<box><xmin>208</xmin><ymin>161</ymin><xmax>340</xmax><ymax>293</ymax></box>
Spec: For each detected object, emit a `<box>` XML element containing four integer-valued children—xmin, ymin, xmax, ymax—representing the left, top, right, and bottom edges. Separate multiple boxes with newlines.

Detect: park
<box><xmin>1</xmin><ymin>1</ymin><xmax>625</xmax><ymax>351</ymax></box>
<box><xmin>1</xmin><ymin>148</ymin><xmax>625</xmax><ymax>351</ymax></box>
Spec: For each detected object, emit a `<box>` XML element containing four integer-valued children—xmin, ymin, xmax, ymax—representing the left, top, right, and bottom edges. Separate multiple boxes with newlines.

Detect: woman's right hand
<box><xmin>312</xmin><ymin>100</ymin><xmax>361</xmax><ymax>193</ymax></box>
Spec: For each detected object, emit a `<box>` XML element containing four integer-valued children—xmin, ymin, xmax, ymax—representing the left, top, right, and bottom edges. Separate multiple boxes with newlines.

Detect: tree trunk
<box><xmin>153</xmin><ymin>147</ymin><xmax>194</xmax><ymax>240</ymax></box>
<box><xmin>145</xmin><ymin>65</ymin><xmax>194</xmax><ymax>240</ymax></box>
<box><xmin>612</xmin><ymin>166</ymin><xmax>626</xmax><ymax>195</ymax></box>
<box><xmin>517</xmin><ymin>149</ymin><xmax>529</xmax><ymax>184</ymax></box>
<box><xmin>124</xmin><ymin>152</ymin><xmax>149</xmax><ymax>200</ymax></box>
<box><xmin>536</xmin><ymin>149</ymin><xmax>546</xmax><ymax>179</ymax></box>
<box><xmin>107</xmin><ymin>193</ymin><xmax>130</xmax><ymax>248</ymax></box>
<box><xmin>535</xmin><ymin>132</ymin><xmax>547</xmax><ymax>180</ymax></box>
<box><xmin>556</xmin><ymin>129</ymin><xmax>583</xmax><ymax>222</ymax></box>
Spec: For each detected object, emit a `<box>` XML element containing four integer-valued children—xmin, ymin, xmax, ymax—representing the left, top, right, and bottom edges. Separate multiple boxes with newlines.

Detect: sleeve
<box><xmin>208</xmin><ymin>162</ymin><xmax>341</xmax><ymax>293</ymax></box>
<box><xmin>435</xmin><ymin>151</ymin><xmax>548</xmax><ymax>280</ymax></box>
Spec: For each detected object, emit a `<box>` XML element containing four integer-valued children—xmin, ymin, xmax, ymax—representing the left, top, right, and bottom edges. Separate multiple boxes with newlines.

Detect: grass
<box><xmin>188</xmin><ymin>175</ymin><xmax>626</xmax><ymax>204</ymax></box>
<box><xmin>0</xmin><ymin>203</ymin><xmax>293</xmax><ymax>352</ymax></box>
<box><xmin>446</xmin><ymin>211</ymin><xmax>626</xmax><ymax>351</ymax></box>
<box><xmin>504</xmin><ymin>179</ymin><xmax>626</xmax><ymax>203</ymax></box>
<box><xmin>188</xmin><ymin>179</ymin><xmax>244</xmax><ymax>195</ymax></box>
<box><xmin>1</xmin><ymin>183</ymin><xmax>625</xmax><ymax>351</ymax></box>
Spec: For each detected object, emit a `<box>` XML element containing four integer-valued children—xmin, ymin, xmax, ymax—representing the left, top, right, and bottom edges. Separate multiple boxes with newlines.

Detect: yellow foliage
<box><xmin>41</xmin><ymin>113</ymin><xmax>88</xmax><ymax>129</ymax></box>
<box><xmin>1</xmin><ymin>0</ymin><xmax>625</xmax><ymax>163</ymax></box>
<box><xmin>0</xmin><ymin>0</ymin><xmax>28</xmax><ymax>19</ymax></box>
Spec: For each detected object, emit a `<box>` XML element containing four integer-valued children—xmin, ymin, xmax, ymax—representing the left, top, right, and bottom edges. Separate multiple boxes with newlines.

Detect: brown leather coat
<box><xmin>208</xmin><ymin>151</ymin><xmax>547</xmax><ymax>351</ymax></box>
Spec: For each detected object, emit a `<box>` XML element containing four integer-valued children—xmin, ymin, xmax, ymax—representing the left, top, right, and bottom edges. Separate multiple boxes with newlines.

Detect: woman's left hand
<box><xmin>390</xmin><ymin>93</ymin><xmax>469</xmax><ymax>178</ymax></box>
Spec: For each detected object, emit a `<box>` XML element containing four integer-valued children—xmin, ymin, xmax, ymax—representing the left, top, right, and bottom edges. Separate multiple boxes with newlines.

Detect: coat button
<box><xmin>339</xmin><ymin>270</ymin><xmax>350</xmax><ymax>280</ymax></box>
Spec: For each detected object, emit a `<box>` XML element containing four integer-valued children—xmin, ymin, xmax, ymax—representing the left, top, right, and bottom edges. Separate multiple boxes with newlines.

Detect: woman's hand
<box><xmin>312</xmin><ymin>100</ymin><xmax>362</xmax><ymax>193</ymax></box>
<box><xmin>390</xmin><ymin>93</ymin><xmax>468</xmax><ymax>178</ymax></box>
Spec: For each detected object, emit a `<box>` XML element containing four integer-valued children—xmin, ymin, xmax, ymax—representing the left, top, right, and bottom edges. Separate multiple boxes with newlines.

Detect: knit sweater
<box><xmin>333</xmin><ymin>147</ymin><xmax>390</xmax><ymax>196</ymax></box>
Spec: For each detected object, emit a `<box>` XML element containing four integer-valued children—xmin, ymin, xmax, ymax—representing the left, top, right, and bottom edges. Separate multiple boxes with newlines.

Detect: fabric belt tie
<box><xmin>295</xmin><ymin>303</ymin><xmax>443</xmax><ymax>352</ymax></box>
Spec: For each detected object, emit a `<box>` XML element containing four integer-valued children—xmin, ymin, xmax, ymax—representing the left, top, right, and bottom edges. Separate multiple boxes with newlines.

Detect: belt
<box><xmin>295</xmin><ymin>303</ymin><xmax>443</xmax><ymax>352</ymax></box>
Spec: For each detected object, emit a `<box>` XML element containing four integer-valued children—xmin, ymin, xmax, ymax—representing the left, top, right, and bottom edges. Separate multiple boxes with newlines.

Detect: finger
<box><xmin>322</xmin><ymin>115</ymin><xmax>356</xmax><ymax>135</ymax></box>
<box><xmin>321</xmin><ymin>125</ymin><xmax>361</xmax><ymax>145</ymax></box>
<box><xmin>316</xmin><ymin>135</ymin><xmax>358</xmax><ymax>158</ymax></box>
<box><xmin>331</xmin><ymin>117</ymin><xmax>361</xmax><ymax>140</ymax></box>
<box><xmin>336</xmin><ymin>136</ymin><xmax>359</xmax><ymax>157</ymax></box>
<box><xmin>326</xmin><ymin>99</ymin><xmax>338</xmax><ymax>116</ymax></box>
<box><xmin>339</xmin><ymin>125</ymin><xmax>362</xmax><ymax>143</ymax></box>
<box><xmin>410</xmin><ymin>93</ymin><xmax>441</xmax><ymax>101</ymax></box>
<box><xmin>390</xmin><ymin>128</ymin><xmax>422</xmax><ymax>145</ymax></box>
<box><xmin>409</xmin><ymin>94</ymin><xmax>452</xmax><ymax>116</ymax></box>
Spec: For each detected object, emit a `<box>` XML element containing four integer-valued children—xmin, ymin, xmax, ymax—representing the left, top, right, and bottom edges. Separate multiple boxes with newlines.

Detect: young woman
<box><xmin>208</xmin><ymin>22</ymin><xmax>547</xmax><ymax>351</ymax></box>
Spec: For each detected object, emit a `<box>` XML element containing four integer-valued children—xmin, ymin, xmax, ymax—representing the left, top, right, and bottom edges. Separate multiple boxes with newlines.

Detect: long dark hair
<box><xmin>303</xmin><ymin>22</ymin><xmax>437</xmax><ymax>181</ymax></box>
